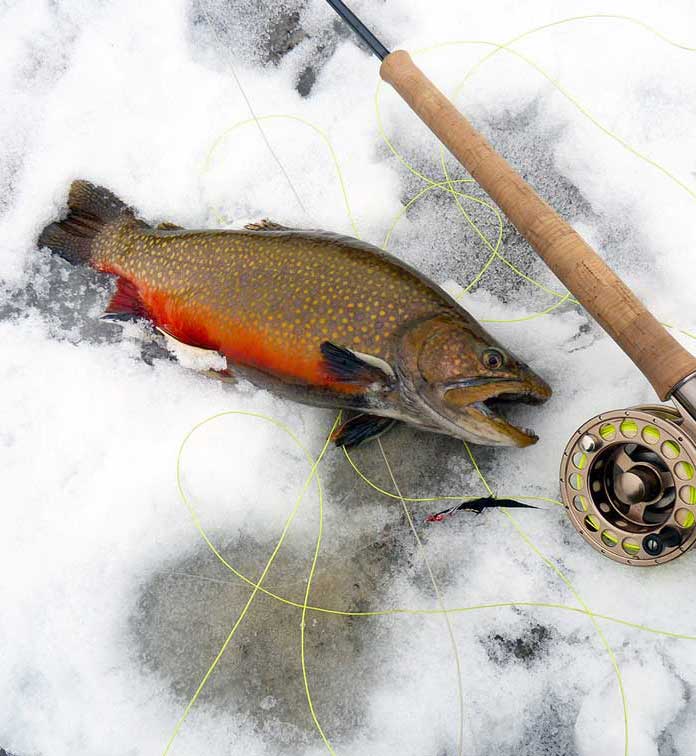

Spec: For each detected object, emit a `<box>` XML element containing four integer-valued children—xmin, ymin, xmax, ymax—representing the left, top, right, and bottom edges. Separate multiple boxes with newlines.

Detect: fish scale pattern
<box><xmin>93</xmin><ymin>218</ymin><xmax>457</xmax><ymax>385</ymax></box>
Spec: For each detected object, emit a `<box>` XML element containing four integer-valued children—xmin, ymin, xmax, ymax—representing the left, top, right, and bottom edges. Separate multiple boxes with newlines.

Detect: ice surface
<box><xmin>3</xmin><ymin>0</ymin><xmax>696</xmax><ymax>754</ymax></box>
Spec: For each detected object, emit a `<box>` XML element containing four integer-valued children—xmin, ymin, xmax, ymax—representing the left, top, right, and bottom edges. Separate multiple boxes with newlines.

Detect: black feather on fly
<box><xmin>426</xmin><ymin>496</ymin><xmax>537</xmax><ymax>522</ymax></box>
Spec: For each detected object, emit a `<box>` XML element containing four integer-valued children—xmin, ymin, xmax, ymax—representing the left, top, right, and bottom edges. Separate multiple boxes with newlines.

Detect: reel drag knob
<box><xmin>560</xmin><ymin>407</ymin><xmax>696</xmax><ymax>565</ymax></box>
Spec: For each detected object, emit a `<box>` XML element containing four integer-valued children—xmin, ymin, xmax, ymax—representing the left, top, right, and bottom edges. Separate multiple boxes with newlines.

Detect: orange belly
<box><xmin>136</xmin><ymin>278</ymin><xmax>359</xmax><ymax>392</ymax></box>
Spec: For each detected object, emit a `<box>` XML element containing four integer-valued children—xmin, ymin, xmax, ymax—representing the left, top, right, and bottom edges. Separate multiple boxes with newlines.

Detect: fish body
<box><xmin>39</xmin><ymin>180</ymin><xmax>551</xmax><ymax>447</ymax></box>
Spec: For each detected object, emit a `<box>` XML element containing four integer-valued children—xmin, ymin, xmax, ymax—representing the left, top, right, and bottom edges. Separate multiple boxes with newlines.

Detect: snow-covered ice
<box><xmin>3</xmin><ymin>1</ymin><xmax>696</xmax><ymax>754</ymax></box>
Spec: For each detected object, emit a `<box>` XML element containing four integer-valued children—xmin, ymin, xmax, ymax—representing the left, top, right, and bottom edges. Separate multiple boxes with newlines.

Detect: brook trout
<box><xmin>38</xmin><ymin>180</ymin><xmax>551</xmax><ymax>448</ymax></box>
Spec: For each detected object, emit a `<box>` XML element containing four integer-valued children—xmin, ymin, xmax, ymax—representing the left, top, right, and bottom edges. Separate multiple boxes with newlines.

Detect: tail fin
<box><xmin>38</xmin><ymin>180</ymin><xmax>130</xmax><ymax>265</ymax></box>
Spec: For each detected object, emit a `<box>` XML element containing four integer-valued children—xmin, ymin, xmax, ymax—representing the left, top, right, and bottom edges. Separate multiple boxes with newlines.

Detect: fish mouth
<box><xmin>471</xmin><ymin>397</ymin><xmax>538</xmax><ymax>447</ymax></box>
<box><xmin>439</xmin><ymin>378</ymin><xmax>551</xmax><ymax>447</ymax></box>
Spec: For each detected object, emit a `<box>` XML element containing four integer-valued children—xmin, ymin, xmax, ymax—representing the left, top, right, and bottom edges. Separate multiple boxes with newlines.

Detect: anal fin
<box><xmin>332</xmin><ymin>414</ymin><xmax>397</xmax><ymax>448</ymax></box>
<box><xmin>102</xmin><ymin>277</ymin><xmax>149</xmax><ymax>321</ymax></box>
<box><xmin>204</xmin><ymin>367</ymin><xmax>237</xmax><ymax>385</ymax></box>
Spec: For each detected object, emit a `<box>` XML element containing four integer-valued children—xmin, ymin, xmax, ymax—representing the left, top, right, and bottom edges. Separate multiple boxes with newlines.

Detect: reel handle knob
<box><xmin>643</xmin><ymin>527</ymin><xmax>682</xmax><ymax>557</ymax></box>
<box><xmin>380</xmin><ymin>50</ymin><xmax>696</xmax><ymax>400</ymax></box>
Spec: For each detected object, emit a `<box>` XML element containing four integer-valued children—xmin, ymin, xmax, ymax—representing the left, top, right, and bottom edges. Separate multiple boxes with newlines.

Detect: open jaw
<box><xmin>441</xmin><ymin>381</ymin><xmax>550</xmax><ymax>447</ymax></box>
<box><xmin>473</xmin><ymin>396</ymin><xmax>539</xmax><ymax>447</ymax></box>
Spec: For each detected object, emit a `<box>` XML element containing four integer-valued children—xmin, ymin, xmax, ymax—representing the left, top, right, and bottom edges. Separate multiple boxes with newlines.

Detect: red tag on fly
<box><xmin>425</xmin><ymin>512</ymin><xmax>448</xmax><ymax>523</ymax></box>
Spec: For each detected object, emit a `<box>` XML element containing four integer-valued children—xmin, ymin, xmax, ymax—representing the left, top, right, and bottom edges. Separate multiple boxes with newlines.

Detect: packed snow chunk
<box><xmin>160</xmin><ymin>328</ymin><xmax>228</xmax><ymax>371</ymax></box>
<box><xmin>575</xmin><ymin>658</ymin><xmax>686</xmax><ymax>756</ymax></box>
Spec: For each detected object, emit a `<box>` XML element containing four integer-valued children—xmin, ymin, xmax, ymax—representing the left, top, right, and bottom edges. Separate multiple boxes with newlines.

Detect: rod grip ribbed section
<box><xmin>380</xmin><ymin>49</ymin><xmax>696</xmax><ymax>400</ymax></box>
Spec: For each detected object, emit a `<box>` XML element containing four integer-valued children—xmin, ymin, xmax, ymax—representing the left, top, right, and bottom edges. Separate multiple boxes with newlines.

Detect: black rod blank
<box><xmin>324</xmin><ymin>0</ymin><xmax>390</xmax><ymax>61</ymax></box>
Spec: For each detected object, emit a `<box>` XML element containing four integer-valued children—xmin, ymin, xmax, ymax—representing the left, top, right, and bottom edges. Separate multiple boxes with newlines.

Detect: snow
<box><xmin>3</xmin><ymin>0</ymin><xmax>696</xmax><ymax>754</ymax></box>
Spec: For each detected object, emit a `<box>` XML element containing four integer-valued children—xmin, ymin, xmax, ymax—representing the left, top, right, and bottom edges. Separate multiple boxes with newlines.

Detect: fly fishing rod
<box><xmin>326</xmin><ymin>0</ymin><xmax>696</xmax><ymax>565</ymax></box>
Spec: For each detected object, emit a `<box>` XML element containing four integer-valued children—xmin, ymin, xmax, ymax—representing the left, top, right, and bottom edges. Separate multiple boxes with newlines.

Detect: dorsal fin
<box><xmin>156</xmin><ymin>221</ymin><xmax>184</xmax><ymax>230</ymax></box>
<box><xmin>244</xmin><ymin>219</ymin><xmax>293</xmax><ymax>232</ymax></box>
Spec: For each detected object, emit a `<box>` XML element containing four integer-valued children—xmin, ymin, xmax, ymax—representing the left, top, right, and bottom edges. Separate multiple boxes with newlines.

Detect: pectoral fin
<box><xmin>332</xmin><ymin>413</ymin><xmax>397</xmax><ymax>448</ymax></box>
<box><xmin>320</xmin><ymin>341</ymin><xmax>395</xmax><ymax>389</ymax></box>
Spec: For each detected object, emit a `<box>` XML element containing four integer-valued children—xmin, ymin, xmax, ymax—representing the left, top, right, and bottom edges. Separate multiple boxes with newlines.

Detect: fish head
<box><xmin>396</xmin><ymin>314</ymin><xmax>552</xmax><ymax>447</ymax></box>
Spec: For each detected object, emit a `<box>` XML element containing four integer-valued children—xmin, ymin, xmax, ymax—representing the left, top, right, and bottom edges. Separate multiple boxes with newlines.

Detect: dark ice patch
<box><xmin>0</xmin><ymin>254</ymin><xmax>117</xmax><ymax>341</ymax></box>
<box><xmin>131</xmin><ymin>526</ymin><xmax>406</xmax><ymax>751</ymax></box>
<box><xmin>0</xmin><ymin>253</ymin><xmax>172</xmax><ymax>368</ymax></box>
<box><xmin>483</xmin><ymin>623</ymin><xmax>554</xmax><ymax>666</ymax></box>
<box><xmin>296</xmin><ymin>64</ymin><xmax>316</xmax><ymax>97</ymax></box>
<box><xmin>186</xmin><ymin>1</ymin><xmax>394</xmax><ymax>97</ymax></box>
<box><xmin>378</xmin><ymin>96</ymin><xmax>653</xmax><ymax>324</ymax></box>
<box><xmin>188</xmin><ymin>0</ymin><xmax>308</xmax><ymax>66</ymax></box>
<box><xmin>505</xmin><ymin>696</ymin><xmax>580</xmax><ymax>756</ymax></box>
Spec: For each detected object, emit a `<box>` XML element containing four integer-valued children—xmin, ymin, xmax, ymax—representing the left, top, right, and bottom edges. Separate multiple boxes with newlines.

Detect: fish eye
<box><xmin>482</xmin><ymin>348</ymin><xmax>505</xmax><ymax>370</ymax></box>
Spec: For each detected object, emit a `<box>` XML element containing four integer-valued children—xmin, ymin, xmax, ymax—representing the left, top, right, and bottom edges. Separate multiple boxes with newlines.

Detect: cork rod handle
<box><xmin>380</xmin><ymin>50</ymin><xmax>696</xmax><ymax>400</ymax></box>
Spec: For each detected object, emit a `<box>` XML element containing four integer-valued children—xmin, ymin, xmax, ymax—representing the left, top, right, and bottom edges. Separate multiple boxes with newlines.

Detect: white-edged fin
<box><xmin>320</xmin><ymin>341</ymin><xmax>396</xmax><ymax>390</ymax></box>
<box><xmin>332</xmin><ymin>413</ymin><xmax>397</xmax><ymax>448</ymax></box>
<box><xmin>351</xmin><ymin>350</ymin><xmax>396</xmax><ymax>380</ymax></box>
<box><xmin>156</xmin><ymin>327</ymin><xmax>226</xmax><ymax>372</ymax></box>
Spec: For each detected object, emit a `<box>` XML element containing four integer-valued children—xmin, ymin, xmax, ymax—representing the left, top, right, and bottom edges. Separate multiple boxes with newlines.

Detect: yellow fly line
<box><xmin>163</xmin><ymin>410</ymin><xmax>341</xmax><ymax>756</ymax></box>
<box><xmin>164</xmin><ymin>13</ymin><xmax>696</xmax><ymax>756</ymax></box>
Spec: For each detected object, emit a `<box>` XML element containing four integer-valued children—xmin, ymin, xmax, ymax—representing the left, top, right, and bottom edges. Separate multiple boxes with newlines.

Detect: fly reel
<box><xmin>561</xmin><ymin>405</ymin><xmax>696</xmax><ymax>565</ymax></box>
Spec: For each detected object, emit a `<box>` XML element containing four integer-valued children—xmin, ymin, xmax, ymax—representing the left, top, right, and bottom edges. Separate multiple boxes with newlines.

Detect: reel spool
<box><xmin>561</xmin><ymin>406</ymin><xmax>696</xmax><ymax>565</ymax></box>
